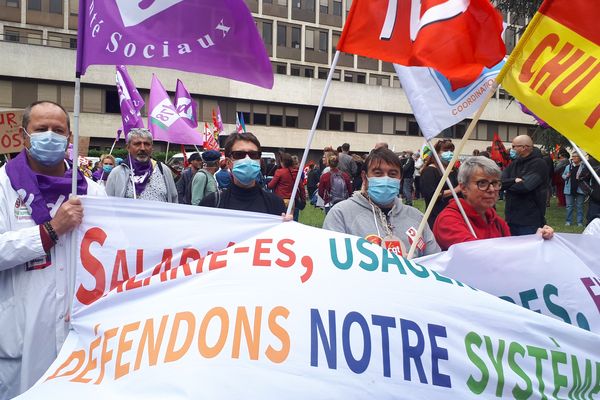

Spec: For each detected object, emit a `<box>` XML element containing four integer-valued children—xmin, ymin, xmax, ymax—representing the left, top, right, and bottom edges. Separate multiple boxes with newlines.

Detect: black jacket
<box><xmin>200</xmin><ymin>184</ymin><xmax>286</xmax><ymax>216</ymax></box>
<box><xmin>501</xmin><ymin>152</ymin><xmax>548</xmax><ymax>227</ymax></box>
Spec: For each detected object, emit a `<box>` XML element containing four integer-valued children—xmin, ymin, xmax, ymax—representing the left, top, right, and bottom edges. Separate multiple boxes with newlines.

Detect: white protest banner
<box><xmin>416</xmin><ymin>234</ymin><xmax>600</xmax><ymax>333</ymax></box>
<box><xmin>394</xmin><ymin>62</ymin><xmax>503</xmax><ymax>140</ymax></box>
<box><xmin>20</xmin><ymin>221</ymin><xmax>600</xmax><ymax>399</ymax></box>
<box><xmin>0</xmin><ymin>109</ymin><xmax>24</xmax><ymax>154</ymax></box>
<box><xmin>72</xmin><ymin>196</ymin><xmax>283</xmax><ymax>313</ymax></box>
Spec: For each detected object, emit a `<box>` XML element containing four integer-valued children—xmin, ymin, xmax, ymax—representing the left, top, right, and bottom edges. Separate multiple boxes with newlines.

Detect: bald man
<box><xmin>501</xmin><ymin>135</ymin><xmax>549</xmax><ymax>235</ymax></box>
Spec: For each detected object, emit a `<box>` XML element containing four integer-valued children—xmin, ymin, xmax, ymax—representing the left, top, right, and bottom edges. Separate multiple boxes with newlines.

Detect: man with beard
<box><xmin>106</xmin><ymin>128</ymin><xmax>177</xmax><ymax>203</ymax></box>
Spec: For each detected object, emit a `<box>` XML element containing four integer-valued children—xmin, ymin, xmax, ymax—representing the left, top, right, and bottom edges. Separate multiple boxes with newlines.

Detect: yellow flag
<box><xmin>498</xmin><ymin>0</ymin><xmax>600</xmax><ymax>159</ymax></box>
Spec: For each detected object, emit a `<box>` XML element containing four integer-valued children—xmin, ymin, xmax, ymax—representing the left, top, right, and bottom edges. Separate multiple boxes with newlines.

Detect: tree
<box><xmin>494</xmin><ymin>0</ymin><xmax>543</xmax><ymax>25</ymax></box>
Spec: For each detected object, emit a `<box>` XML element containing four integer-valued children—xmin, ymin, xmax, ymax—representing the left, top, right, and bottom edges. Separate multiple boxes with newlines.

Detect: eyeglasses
<box><xmin>474</xmin><ymin>179</ymin><xmax>502</xmax><ymax>191</ymax></box>
<box><xmin>230</xmin><ymin>150</ymin><xmax>262</xmax><ymax>160</ymax></box>
<box><xmin>511</xmin><ymin>144</ymin><xmax>530</xmax><ymax>149</ymax></box>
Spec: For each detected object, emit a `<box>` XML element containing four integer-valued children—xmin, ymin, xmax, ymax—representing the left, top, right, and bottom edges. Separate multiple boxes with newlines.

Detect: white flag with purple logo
<box><xmin>76</xmin><ymin>0</ymin><xmax>273</xmax><ymax>89</ymax></box>
<box><xmin>148</xmin><ymin>74</ymin><xmax>203</xmax><ymax>145</ymax></box>
<box><xmin>174</xmin><ymin>79</ymin><xmax>198</xmax><ymax>128</ymax></box>
<box><xmin>394</xmin><ymin>61</ymin><xmax>504</xmax><ymax>140</ymax></box>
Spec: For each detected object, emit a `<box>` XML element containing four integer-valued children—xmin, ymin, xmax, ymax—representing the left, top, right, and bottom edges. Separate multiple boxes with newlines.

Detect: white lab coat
<box><xmin>0</xmin><ymin>165</ymin><xmax>105</xmax><ymax>399</ymax></box>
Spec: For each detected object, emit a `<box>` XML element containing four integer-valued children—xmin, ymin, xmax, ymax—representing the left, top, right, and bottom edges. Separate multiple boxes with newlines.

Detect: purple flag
<box><xmin>148</xmin><ymin>74</ymin><xmax>203</xmax><ymax>146</ymax></box>
<box><xmin>174</xmin><ymin>79</ymin><xmax>198</xmax><ymax>128</ymax></box>
<box><xmin>116</xmin><ymin>65</ymin><xmax>145</xmax><ymax>136</ymax></box>
<box><xmin>76</xmin><ymin>0</ymin><xmax>273</xmax><ymax>89</ymax></box>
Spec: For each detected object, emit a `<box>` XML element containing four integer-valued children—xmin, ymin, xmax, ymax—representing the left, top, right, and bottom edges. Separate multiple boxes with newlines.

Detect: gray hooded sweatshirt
<box><xmin>323</xmin><ymin>192</ymin><xmax>440</xmax><ymax>257</ymax></box>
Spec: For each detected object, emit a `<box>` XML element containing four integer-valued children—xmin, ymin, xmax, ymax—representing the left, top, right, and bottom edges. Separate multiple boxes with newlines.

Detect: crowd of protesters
<box><xmin>1</xmin><ymin>100</ymin><xmax>600</xmax><ymax>399</ymax></box>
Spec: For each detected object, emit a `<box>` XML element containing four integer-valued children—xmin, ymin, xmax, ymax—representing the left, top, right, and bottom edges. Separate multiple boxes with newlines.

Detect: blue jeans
<box><xmin>565</xmin><ymin>193</ymin><xmax>585</xmax><ymax>225</ymax></box>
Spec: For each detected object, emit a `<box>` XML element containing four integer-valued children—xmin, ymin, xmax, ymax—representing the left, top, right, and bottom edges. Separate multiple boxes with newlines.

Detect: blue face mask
<box><xmin>102</xmin><ymin>165</ymin><xmax>114</xmax><ymax>173</ymax></box>
<box><xmin>25</xmin><ymin>130</ymin><xmax>68</xmax><ymax>166</ymax></box>
<box><xmin>232</xmin><ymin>157</ymin><xmax>261</xmax><ymax>185</ymax></box>
<box><xmin>367</xmin><ymin>176</ymin><xmax>400</xmax><ymax>206</ymax></box>
<box><xmin>440</xmin><ymin>151</ymin><xmax>454</xmax><ymax>163</ymax></box>
<box><xmin>509</xmin><ymin>149</ymin><xmax>518</xmax><ymax>160</ymax></box>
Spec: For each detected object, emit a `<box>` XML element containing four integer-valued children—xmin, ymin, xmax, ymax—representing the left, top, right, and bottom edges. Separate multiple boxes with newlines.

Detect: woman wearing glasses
<box><xmin>433</xmin><ymin>157</ymin><xmax>553</xmax><ymax>251</ymax></box>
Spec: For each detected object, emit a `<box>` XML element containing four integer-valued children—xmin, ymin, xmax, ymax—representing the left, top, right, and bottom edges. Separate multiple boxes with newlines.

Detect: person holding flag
<box><xmin>106</xmin><ymin>128</ymin><xmax>177</xmax><ymax>203</ymax></box>
<box><xmin>434</xmin><ymin>156</ymin><xmax>554</xmax><ymax>250</ymax></box>
<box><xmin>0</xmin><ymin>101</ymin><xmax>105</xmax><ymax>398</ymax></box>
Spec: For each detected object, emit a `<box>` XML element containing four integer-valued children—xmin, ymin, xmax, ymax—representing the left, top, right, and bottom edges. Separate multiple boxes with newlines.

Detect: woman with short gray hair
<box><xmin>433</xmin><ymin>156</ymin><xmax>553</xmax><ymax>250</ymax></box>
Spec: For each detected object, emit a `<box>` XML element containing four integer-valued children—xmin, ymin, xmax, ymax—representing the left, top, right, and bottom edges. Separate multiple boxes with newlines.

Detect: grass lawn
<box><xmin>299</xmin><ymin>195</ymin><xmax>587</xmax><ymax>234</ymax></box>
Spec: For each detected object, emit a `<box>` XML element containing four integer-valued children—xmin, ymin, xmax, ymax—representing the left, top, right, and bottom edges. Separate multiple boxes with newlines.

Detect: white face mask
<box><xmin>25</xmin><ymin>129</ymin><xmax>68</xmax><ymax>166</ymax></box>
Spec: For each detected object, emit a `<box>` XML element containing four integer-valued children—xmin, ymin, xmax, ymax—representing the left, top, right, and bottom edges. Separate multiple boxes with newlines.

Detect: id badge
<box><xmin>25</xmin><ymin>252</ymin><xmax>52</xmax><ymax>271</ymax></box>
<box><xmin>383</xmin><ymin>235</ymin><xmax>405</xmax><ymax>257</ymax></box>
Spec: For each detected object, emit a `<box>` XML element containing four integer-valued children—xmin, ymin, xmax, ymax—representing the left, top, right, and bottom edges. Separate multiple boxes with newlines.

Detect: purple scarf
<box><xmin>125</xmin><ymin>155</ymin><xmax>154</xmax><ymax>196</ymax></box>
<box><xmin>5</xmin><ymin>149</ymin><xmax>88</xmax><ymax>224</ymax></box>
<box><xmin>92</xmin><ymin>168</ymin><xmax>107</xmax><ymax>182</ymax></box>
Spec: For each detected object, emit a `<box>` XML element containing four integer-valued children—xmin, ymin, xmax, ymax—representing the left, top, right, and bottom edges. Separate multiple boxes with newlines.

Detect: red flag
<box><xmin>203</xmin><ymin>122</ymin><xmax>220</xmax><ymax>151</ymax></box>
<box><xmin>490</xmin><ymin>133</ymin><xmax>509</xmax><ymax>168</ymax></box>
<box><xmin>181</xmin><ymin>144</ymin><xmax>189</xmax><ymax>168</ymax></box>
<box><xmin>337</xmin><ymin>0</ymin><xmax>505</xmax><ymax>89</ymax></box>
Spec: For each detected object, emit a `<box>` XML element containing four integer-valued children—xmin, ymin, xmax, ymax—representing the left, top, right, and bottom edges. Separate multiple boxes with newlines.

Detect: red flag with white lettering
<box><xmin>337</xmin><ymin>0</ymin><xmax>505</xmax><ymax>89</ymax></box>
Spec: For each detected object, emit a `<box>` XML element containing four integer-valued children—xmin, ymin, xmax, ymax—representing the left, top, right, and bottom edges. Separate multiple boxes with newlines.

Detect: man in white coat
<box><xmin>0</xmin><ymin>101</ymin><xmax>105</xmax><ymax>399</ymax></box>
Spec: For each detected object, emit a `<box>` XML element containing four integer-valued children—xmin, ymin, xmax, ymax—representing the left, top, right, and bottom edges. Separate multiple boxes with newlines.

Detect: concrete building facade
<box><xmin>0</xmin><ymin>0</ymin><xmax>534</xmax><ymax>157</ymax></box>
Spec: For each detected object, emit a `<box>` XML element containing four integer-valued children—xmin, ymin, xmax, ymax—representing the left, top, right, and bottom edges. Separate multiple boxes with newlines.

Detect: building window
<box><xmin>408</xmin><ymin>121</ymin><xmax>421</xmax><ymax>136</ymax></box>
<box><xmin>69</xmin><ymin>38</ymin><xmax>77</xmax><ymax>49</ymax></box>
<box><xmin>319</xmin><ymin>0</ymin><xmax>328</xmax><ymax>14</ymax></box>
<box><xmin>241</xmin><ymin>112</ymin><xmax>251</xmax><ymax>124</ymax></box>
<box><xmin>274</xmin><ymin>63</ymin><xmax>287</xmax><ymax>74</ymax></box>
<box><xmin>344</xmin><ymin>72</ymin><xmax>353</xmax><ymax>82</ymax></box>
<box><xmin>304</xmin><ymin>67</ymin><xmax>314</xmax><ymax>78</ymax></box>
<box><xmin>381</xmin><ymin>76</ymin><xmax>390</xmax><ymax>87</ymax></box>
<box><xmin>254</xmin><ymin>112</ymin><xmax>267</xmax><ymax>125</ymax></box>
<box><xmin>5</xmin><ymin>30</ymin><xmax>20</xmax><ymax>42</ymax></box>
<box><xmin>28</xmin><ymin>0</ymin><xmax>41</xmax><ymax>10</ymax></box>
<box><xmin>7</xmin><ymin>0</ymin><xmax>19</xmax><ymax>7</ymax></box>
<box><xmin>49</xmin><ymin>0</ymin><xmax>62</xmax><ymax>13</ymax></box>
<box><xmin>285</xmin><ymin>115</ymin><xmax>298</xmax><ymax>128</ymax></box>
<box><xmin>264</xmin><ymin>0</ymin><xmax>272</xmax><ymax>3</ymax></box>
<box><xmin>291</xmin><ymin>66</ymin><xmax>300</xmax><ymax>76</ymax></box>
<box><xmin>105</xmin><ymin>90</ymin><xmax>120</xmax><ymax>113</ymax></box>
<box><xmin>305</xmin><ymin>29</ymin><xmax>314</xmax><ymax>50</ymax></box>
<box><xmin>291</xmin><ymin>26</ymin><xmax>301</xmax><ymax>48</ymax></box>
<box><xmin>270</xmin><ymin>114</ymin><xmax>283</xmax><ymax>126</ymax></box>
<box><xmin>328</xmin><ymin>113</ymin><xmax>341</xmax><ymax>130</ymax></box>
<box><xmin>318</xmin><ymin>68</ymin><xmax>328</xmax><ymax>79</ymax></box>
<box><xmin>318</xmin><ymin>31</ymin><xmax>328</xmax><ymax>52</ymax></box>
<box><xmin>69</xmin><ymin>0</ymin><xmax>78</xmax><ymax>15</ymax></box>
<box><xmin>343</xmin><ymin>121</ymin><xmax>355</xmax><ymax>131</ymax></box>
<box><xmin>333</xmin><ymin>0</ymin><xmax>342</xmax><ymax>16</ymax></box>
<box><xmin>356</xmin><ymin>74</ymin><xmax>366</xmax><ymax>84</ymax></box>
<box><xmin>262</xmin><ymin>22</ymin><xmax>273</xmax><ymax>45</ymax></box>
<box><xmin>305</xmin><ymin>0</ymin><xmax>315</xmax><ymax>10</ymax></box>
<box><xmin>277</xmin><ymin>24</ymin><xmax>286</xmax><ymax>46</ymax></box>
<box><xmin>277</xmin><ymin>0</ymin><xmax>287</xmax><ymax>5</ymax></box>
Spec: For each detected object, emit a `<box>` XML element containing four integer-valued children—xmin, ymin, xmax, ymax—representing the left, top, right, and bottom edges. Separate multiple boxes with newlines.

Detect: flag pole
<box><xmin>286</xmin><ymin>51</ymin><xmax>341</xmax><ymax>216</ymax></box>
<box><xmin>66</xmin><ymin>73</ymin><xmax>82</xmax><ymax>324</ymax></box>
<box><xmin>165</xmin><ymin>142</ymin><xmax>170</xmax><ymax>163</ymax></box>
<box><xmin>570</xmin><ymin>140</ymin><xmax>600</xmax><ymax>188</ymax></box>
<box><xmin>407</xmin><ymin>81</ymin><xmax>499</xmax><ymax>258</ymax></box>
<box><xmin>426</xmin><ymin>138</ymin><xmax>477</xmax><ymax>238</ymax></box>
